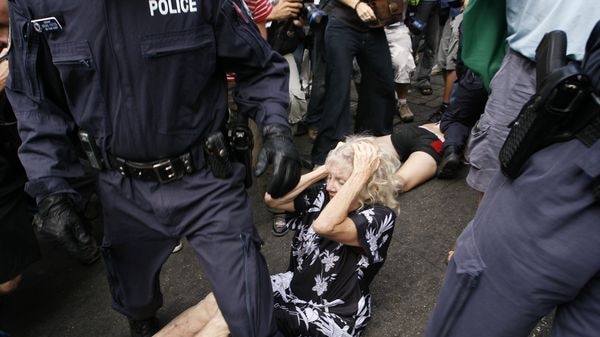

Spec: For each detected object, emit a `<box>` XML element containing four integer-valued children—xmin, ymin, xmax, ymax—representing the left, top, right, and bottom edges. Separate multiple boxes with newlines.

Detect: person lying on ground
<box><xmin>374</xmin><ymin>122</ymin><xmax>445</xmax><ymax>193</ymax></box>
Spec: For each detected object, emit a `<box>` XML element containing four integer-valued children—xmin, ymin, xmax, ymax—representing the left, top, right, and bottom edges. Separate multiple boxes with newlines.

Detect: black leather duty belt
<box><xmin>108</xmin><ymin>152</ymin><xmax>194</xmax><ymax>183</ymax></box>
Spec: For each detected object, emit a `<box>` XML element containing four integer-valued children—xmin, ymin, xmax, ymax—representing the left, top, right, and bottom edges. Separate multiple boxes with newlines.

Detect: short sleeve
<box><xmin>285</xmin><ymin>183</ymin><xmax>328</xmax><ymax>232</ymax></box>
<box><xmin>293</xmin><ymin>182</ymin><xmax>328</xmax><ymax>214</ymax></box>
<box><xmin>349</xmin><ymin>205</ymin><xmax>396</xmax><ymax>264</ymax></box>
<box><xmin>244</xmin><ymin>0</ymin><xmax>273</xmax><ymax>23</ymax></box>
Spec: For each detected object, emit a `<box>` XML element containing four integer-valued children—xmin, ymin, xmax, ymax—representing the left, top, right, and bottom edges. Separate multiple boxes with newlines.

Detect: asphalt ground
<box><xmin>0</xmin><ymin>74</ymin><xmax>483</xmax><ymax>337</ymax></box>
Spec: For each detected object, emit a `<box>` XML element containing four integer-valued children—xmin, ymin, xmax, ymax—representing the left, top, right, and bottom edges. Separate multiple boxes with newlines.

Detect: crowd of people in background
<box><xmin>1</xmin><ymin>0</ymin><xmax>599</xmax><ymax>336</ymax></box>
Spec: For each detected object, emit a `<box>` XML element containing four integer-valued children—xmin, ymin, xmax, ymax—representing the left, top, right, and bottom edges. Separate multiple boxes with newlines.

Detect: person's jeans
<box><xmin>411</xmin><ymin>1</ymin><xmax>441</xmax><ymax>88</ymax></box>
<box><xmin>305</xmin><ymin>22</ymin><xmax>327</xmax><ymax>129</ymax></box>
<box><xmin>311</xmin><ymin>16</ymin><xmax>395</xmax><ymax>165</ymax></box>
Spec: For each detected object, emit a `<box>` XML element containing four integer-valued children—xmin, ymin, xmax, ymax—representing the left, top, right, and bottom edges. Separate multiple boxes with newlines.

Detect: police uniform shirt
<box><xmin>7</xmin><ymin>0</ymin><xmax>290</xmax><ymax>199</ymax></box>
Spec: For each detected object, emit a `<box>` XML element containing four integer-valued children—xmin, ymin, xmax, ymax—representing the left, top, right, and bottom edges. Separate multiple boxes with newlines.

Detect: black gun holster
<box><xmin>499</xmin><ymin>30</ymin><xmax>600</xmax><ymax>179</ymax></box>
<box><xmin>227</xmin><ymin>117</ymin><xmax>254</xmax><ymax>188</ymax></box>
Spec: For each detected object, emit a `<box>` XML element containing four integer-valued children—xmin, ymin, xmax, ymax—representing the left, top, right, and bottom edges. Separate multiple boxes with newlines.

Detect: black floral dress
<box><xmin>271</xmin><ymin>183</ymin><xmax>397</xmax><ymax>337</ymax></box>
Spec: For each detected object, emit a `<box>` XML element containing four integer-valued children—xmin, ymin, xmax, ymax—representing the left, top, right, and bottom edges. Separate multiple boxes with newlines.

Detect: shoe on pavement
<box><xmin>397</xmin><ymin>102</ymin><xmax>414</xmax><ymax>123</ymax></box>
<box><xmin>437</xmin><ymin>145</ymin><xmax>463</xmax><ymax>179</ymax></box>
<box><xmin>129</xmin><ymin>317</ymin><xmax>160</xmax><ymax>337</ymax></box>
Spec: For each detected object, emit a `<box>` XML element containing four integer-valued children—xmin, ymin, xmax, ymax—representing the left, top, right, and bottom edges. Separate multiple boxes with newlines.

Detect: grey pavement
<box><xmin>0</xmin><ymin>74</ymin><xmax>482</xmax><ymax>337</ymax></box>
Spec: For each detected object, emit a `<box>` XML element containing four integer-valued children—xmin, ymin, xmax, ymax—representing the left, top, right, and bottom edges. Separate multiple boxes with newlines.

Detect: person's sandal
<box><xmin>271</xmin><ymin>213</ymin><xmax>289</xmax><ymax>237</ymax></box>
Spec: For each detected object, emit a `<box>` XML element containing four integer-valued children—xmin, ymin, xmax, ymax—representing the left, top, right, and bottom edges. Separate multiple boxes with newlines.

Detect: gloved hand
<box><xmin>34</xmin><ymin>194</ymin><xmax>100</xmax><ymax>265</ymax></box>
<box><xmin>255</xmin><ymin>124</ymin><xmax>301</xmax><ymax>198</ymax></box>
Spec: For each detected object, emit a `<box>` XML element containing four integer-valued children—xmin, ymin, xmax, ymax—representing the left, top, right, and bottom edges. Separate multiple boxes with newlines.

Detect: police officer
<box><xmin>425</xmin><ymin>21</ymin><xmax>600</xmax><ymax>337</ymax></box>
<box><xmin>6</xmin><ymin>1</ymin><xmax>301</xmax><ymax>337</ymax></box>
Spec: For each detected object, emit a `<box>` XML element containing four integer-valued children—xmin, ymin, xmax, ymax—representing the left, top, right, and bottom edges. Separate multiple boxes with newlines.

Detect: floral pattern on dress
<box><xmin>273</xmin><ymin>183</ymin><xmax>397</xmax><ymax>337</ymax></box>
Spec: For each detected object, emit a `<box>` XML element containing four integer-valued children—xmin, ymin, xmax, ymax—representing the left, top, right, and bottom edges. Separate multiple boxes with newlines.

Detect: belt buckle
<box><xmin>153</xmin><ymin>159</ymin><xmax>181</xmax><ymax>183</ymax></box>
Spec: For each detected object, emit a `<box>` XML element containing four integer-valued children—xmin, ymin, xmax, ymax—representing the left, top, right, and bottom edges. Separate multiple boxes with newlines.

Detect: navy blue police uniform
<box><xmin>7</xmin><ymin>0</ymin><xmax>293</xmax><ymax>336</ymax></box>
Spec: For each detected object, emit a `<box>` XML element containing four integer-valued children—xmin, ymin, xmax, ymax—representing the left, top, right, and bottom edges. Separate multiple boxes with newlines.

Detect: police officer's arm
<box><xmin>5</xmin><ymin>2</ymin><xmax>99</xmax><ymax>264</ymax></box>
<box><xmin>214</xmin><ymin>0</ymin><xmax>301</xmax><ymax>198</ymax></box>
<box><xmin>214</xmin><ymin>0</ymin><xmax>289</xmax><ymax>127</ymax></box>
<box><xmin>6</xmin><ymin>3</ymin><xmax>83</xmax><ymax>202</ymax></box>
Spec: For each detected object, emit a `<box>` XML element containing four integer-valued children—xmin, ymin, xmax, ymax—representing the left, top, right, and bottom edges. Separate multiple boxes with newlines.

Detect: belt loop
<box><xmin>114</xmin><ymin>157</ymin><xmax>127</xmax><ymax>176</ymax></box>
<box><xmin>181</xmin><ymin>153</ymin><xmax>193</xmax><ymax>173</ymax></box>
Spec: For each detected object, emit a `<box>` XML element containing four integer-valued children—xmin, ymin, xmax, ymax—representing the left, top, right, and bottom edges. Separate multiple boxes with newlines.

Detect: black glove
<box><xmin>34</xmin><ymin>194</ymin><xmax>100</xmax><ymax>265</ymax></box>
<box><xmin>255</xmin><ymin>124</ymin><xmax>301</xmax><ymax>198</ymax></box>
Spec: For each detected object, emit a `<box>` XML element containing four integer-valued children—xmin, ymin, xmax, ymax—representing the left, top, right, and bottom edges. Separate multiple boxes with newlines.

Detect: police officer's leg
<box><xmin>426</xmin><ymin>258</ymin><xmax>548</xmax><ymax>337</ymax></box>
<box><xmin>184</xmin><ymin>166</ymin><xmax>280</xmax><ymax>337</ymax></box>
<box><xmin>355</xmin><ymin>28</ymin><xmax>395</xmax><ymax>136</ymax></box>
<box><xmin>429</xmin><ymin>139</ymin><xmax>600</xmax><ymax>337</ymax></box>
<box><xmin>551</xmin><ymin>273</ymin><xmax>600</xmax><ymax>337</ymax></box>
<box><xmin>97</xmin><ymin>173</ymin><xmax>178</xmax><ymax>320</ymax></box>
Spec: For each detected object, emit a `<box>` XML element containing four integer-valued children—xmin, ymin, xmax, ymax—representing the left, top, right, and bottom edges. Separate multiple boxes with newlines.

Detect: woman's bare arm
<box><xmin>264</xmin><ymin>164</ymin><xmax>329</xmax><ymax>213</ymax></box>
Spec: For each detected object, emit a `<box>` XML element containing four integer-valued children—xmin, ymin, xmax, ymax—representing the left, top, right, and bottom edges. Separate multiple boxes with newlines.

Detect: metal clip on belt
<box><xmin>109</xmin><ymin>152</ymin><xmax>194</xmax><ymax>183</ymax></box>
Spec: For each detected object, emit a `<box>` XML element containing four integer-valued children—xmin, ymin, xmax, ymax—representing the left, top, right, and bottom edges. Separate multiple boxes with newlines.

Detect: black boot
<box><xmin>128</xmin><ymin>317</ymin><xmax>160</xmax><ymax>337</ymax></box>
<box><xmin>437</xmin><ymin>145</ymin><xmax>463</xmax><ymax>179</ymax></box>
<box><xmin>427</xmin><ymin>103</ymin><xmax>449</xmax><ymax>123</ymax></box>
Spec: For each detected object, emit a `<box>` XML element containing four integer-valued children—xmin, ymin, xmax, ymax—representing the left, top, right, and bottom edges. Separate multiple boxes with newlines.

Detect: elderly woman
<box><xmin>155</xmin><ymin>136</ymin><xmax>402</xmax><ymax>337</ymax></box>
<box><xmin>265</xmin><ymin>136</ymin><xmax>402</xmax><ymax>336</ymax></box>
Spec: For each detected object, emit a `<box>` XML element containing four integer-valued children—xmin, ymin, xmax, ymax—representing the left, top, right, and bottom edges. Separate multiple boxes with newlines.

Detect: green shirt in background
<box><xmin>460</xmin><ymin>0</ymin><xmax>507</xmax><ymax>92</ymax></box>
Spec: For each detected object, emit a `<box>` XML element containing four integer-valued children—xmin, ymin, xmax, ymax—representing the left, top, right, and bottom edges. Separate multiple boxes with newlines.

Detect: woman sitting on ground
<box><xmin>155</xmin><ymin>136</ymin><xmax>402</xmax><ymax>337</ymax></box>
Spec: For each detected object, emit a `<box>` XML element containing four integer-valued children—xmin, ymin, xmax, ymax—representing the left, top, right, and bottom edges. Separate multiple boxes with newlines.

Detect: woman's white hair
<box><xmin>325</xmin><ymin>135</ymin><xmax>402</xmax><ymax>212</ymax></box>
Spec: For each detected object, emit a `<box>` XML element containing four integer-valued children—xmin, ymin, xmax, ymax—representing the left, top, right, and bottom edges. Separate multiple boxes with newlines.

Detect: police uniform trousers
<box><xmin>466</xmin><ymin>49</ymin><xmax>536</xmax><ymax>193</ymax></box>
<box><xmin>425</xmin><ymin>137</ymin><xmax>600</xmax><ymax>337</ymax></box>
<box><xmin>98</xmin><ymin>163</ymin><xmax>280</xmax><ymax>337</ymax></box>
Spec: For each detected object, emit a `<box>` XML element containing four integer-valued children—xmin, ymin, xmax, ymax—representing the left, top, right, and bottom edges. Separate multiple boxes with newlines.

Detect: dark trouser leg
<box><xmin>97</xmin><ymin>177</ymin><xmax>176</xmax><ymax>320</ymax></box>
<box><xmin>311</xmin><ymin>17</ymin><xmax>358</xmax><ymax>165</ymax></box>
<box><xmin>428</xmin><ymin>139</ymin><xmax>600</xmax><ymax>337</ymax></box>
<box><xmin>99</xmin><ymin>165</ymin><xmax>282</xmax><ymax>337</ymax></box>
<box><xmin>412</xmin><ymin>1</ymin><xmax>440</xmax><ymax>88</ymax></box>
<box><xmin>552</xmin><ymin>274</ymin><xmax>600</xmax><ymax>337</ymax></box>
<box><xmin>354</xmin><ymin>28</ymin><xmax>395</xmax><ymax>136</ymax></box>
<box><xmin>425</xmin><ymin>259</ymin><xmax>542</xmax><ymax>337</ymax></box>
<box><xmin>187</xmin><ymin>223</ymin><xmax>278</xmax><ymax>337</ymax></box>
<box><xmin>180</xmin><ymin>165</ymin><xmax>280</xmax><ymax>337</ymax></box>
<box><xmin>305</xmin><ymin>22</ymin><xmax>327</xmax><ymax>129</ymax></box>
<box><xmin>440</xmin><ymin>70</ymin><xmax>488</xmax><ymax>149</ymax></box>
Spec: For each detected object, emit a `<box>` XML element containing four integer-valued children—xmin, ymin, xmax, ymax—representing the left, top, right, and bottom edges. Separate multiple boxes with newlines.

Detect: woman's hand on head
<box><xmin>351</xmin><ymin>142</ymin><xmax>379</xmax><ymax>177</ymax></box>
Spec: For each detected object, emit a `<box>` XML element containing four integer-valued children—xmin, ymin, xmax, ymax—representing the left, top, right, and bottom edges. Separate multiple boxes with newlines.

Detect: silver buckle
<box><xmin>153</xmin><ymin>160</ymin><xmax>180</xmax><ymax>183</ymax></box>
